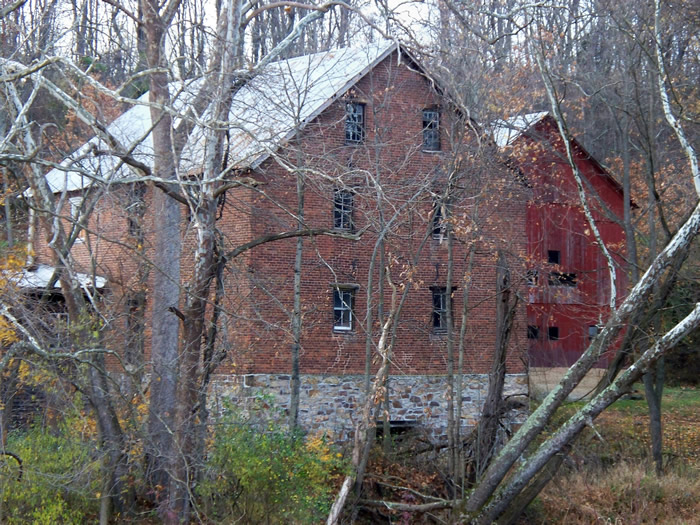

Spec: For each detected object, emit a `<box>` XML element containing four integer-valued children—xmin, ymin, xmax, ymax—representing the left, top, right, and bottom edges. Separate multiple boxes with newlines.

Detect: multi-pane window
<box><xmin>432</xmin><ymin>202</ymin><xmax>445</xmax><ymax>238</ymax></box>
<box><xmin>333</xmin><ymin>189</ymin><xmax>353</xmax><ymax>231</ymax></box>
<box><xmin>345</xmin><ymin>102</ymin><xmax>365</xmax><ymax>144</ymax></box>
<box><xmin>432</xmin><ymin>287</ymin><xmax>450</xmax><ymax>331</ymax></box>
<box><xmin>333</xmin><ymin>288</ymin><xmax>354</xmax><ymax>331</ymax></box>
<box><xmin>422</xmin><ymin>109</ymin><xmax>440</xmax><ymax>151</ymax></box>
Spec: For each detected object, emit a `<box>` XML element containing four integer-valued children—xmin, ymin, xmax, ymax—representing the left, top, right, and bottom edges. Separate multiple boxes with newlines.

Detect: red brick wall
<box><xmin>32</xmin><ymin>50</ymin><xmax>530</xmax><ymax>378</ymax></box>
<box><xmin>217</xmin><ymin>51</ymin><xmax>529</xmax><ymax>376</ymax></box>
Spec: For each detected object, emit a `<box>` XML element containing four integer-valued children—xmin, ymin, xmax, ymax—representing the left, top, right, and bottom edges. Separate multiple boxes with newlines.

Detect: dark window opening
<box><xmin>526</xmin><ymin>269</ymin><xmax>538</xmax><ymax>286</ymax></box>
<box><xmin>432</xmin><ymin>287</ymin><xmax>451</xmax><ymax>331</ymax></box>
<box><xmin>422</xmin><ymin>109</ymin><xmax>440</xmax><ymax>151</ymax></box>
<box><xmin>375</xmin><ymin>420</ymin><xmax>417</xmax><ymax>439</ymax></box>
<box><xmin>547</xmin><ymin>250</ymin><xmax>561</xmax><ymax>264</ymax></box>
<box><xmin>345</xmin><ymin>102</ymin><xmax>365</xmax><ymax>144</ymax></box>
<box><xmin>548</xmin><ymin>326</ymin><xmax>559</xmax><ymax>341</ymax></box>
<box><xmin>333</xmin><ymin>189</ymin><xmax>354</xmax><ymax>231</ymax></box>
<box><xmin>527</xmin><ymin>325</ymin><xmax>539</xmax><ymax>339</ymax></box>
<box><xmin>333</xmin><ymin>287</ymin><xmax>354</xmax><ymax>331</ymax></box>
<box><xmin>548</xmin><ymin>272</ymin><xmax>577</xmax><ymax>286</ymax></box>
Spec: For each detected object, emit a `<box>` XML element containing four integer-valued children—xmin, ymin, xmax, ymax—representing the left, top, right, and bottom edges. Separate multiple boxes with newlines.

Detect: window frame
<box><xmin>422</xmin><ymin>108</ymin><xmax>441</xmax><ymax>151</ymax></box>
<box><xmin>69</xmin><ymin>196</ymin><xmax>83</xmax><ymax>219</ymax></box>
<box><xmin>431</xmin><ymin>286</ymin><xmax>453</xmax><ymax>332</ymax></box>
<box><xmin>432</xmin><ymin>201</ymin><xmax>446</xmax><ymax>239</ymax></box>
<box><xmin>333</xmin><ymin>286</ymin><xmax>356</xmax><ymax>332</ymax></box>
<box><xmin>333</xmin><ymin>189</ymin><xmax>354</xmax><ymax>231</ymax></box>
<box><xmin>68</xmin><ymin>196</ymin><xmax>86</xmax><ymax>242</ymax></box>
<box><xmin>345</xmin><ymin>102</ymin><xmax>365</xmax><ymax>144</ymax></box>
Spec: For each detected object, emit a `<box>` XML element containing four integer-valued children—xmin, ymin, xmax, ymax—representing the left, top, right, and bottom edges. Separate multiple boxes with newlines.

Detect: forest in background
<box><xmin>0</xmin><ymin>0</ymin><xmax>699</xmax><ymax>523</ymax></box>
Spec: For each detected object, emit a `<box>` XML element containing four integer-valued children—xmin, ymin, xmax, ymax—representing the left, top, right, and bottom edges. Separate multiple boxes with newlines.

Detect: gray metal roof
<box><xmin>491</xmin><ymin>111</ymin><xmax>549</xmax><ymax>148</ymax></box>
<box><xmin>11</xmin><ymin>264</ymin><xmax>107</xmax><ymax>289</ymax></box>
<box><xmin>44</xmin><ymin>42</ymin><xmax>397</xmax><ymax>193</ymax></box>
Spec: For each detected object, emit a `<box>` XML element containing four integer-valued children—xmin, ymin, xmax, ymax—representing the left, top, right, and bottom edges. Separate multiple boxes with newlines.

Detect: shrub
<box><xmin>0</xmin><ymin>422</ymin><xmax>101</xmax><ymax>524</ymax></box>
<box><xmin>198</xmin><ymin>403</ymin><xmax>346</xmax><ymax>524</ymax></box>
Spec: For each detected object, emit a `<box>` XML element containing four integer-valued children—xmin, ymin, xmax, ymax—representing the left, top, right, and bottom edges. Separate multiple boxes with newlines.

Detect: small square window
<box><xmin>588</xmin><ymin>325</ymin><xmax>599</xmax><ymax>340</ymax></box>
<box><xmin>547</xmin><ymin>250</ymin><xmax>561</xmax><ymax>264</ymax></box>
<box><xmin>422</xmin><ymin>109</ymin><xmax>440</xmax><ymax>151</ymax></box>
<box><xmin>548</xmin><ymin>326</ymin><xmax>559</xmax><ymax>341</ymax></box>
<box><xmin>333</xmin><ymin>189</ymin><xmax>353</xmax><ymax>231</ymax></box>
<box><xmin>432</xmin><ymin>287</ymin><xmax>451</xmax><ymax>331</ymax></box>
<box><xmin>345</xmin><ymin>102</ymin><xmax>365</xmax><ymax>144</ymax></box>
<box><xmin>527</xmin><ymin>325</ymin><xmax>539</xmax><ymax>339</ymax></box>
<box><xmin>333</xmin><ymin>287</ymin><xmax>354</xmax><ymax>331</ymax></box>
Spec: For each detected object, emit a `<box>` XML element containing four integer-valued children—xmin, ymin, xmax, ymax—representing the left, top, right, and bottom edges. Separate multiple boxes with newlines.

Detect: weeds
<box><xmin>530</xmin><ymin>386</ymin><xmax>700</xmax><ymax>524</ymax></box>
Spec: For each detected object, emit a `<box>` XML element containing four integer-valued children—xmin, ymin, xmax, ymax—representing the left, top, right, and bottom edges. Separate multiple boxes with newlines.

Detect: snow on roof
<box><xmin>11</xmin><ymin>264</ymin><xmax>107</xmax><ymax>289</ymax></box>
<box><xmin>44</xmin><ymin>42</ymin><xmax>397</xmax><ymax>193</ymax></box>
<box><xmin>491</xmin><ymin>111</ymin><xmax>549</xmax><ymax>148</ymax></box>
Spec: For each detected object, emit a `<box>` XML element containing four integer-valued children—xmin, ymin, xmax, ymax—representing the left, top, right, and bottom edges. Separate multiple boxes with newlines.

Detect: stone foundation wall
<box><xmin>209</xmin><ymin>373</ymin><xmax>529</xmax><ymax>440</ymax></box>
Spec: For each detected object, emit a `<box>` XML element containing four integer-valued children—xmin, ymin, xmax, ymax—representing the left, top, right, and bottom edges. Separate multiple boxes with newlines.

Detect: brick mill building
<box><xmin>28</xmin><ymin>42</ymin><xmax>625</xmax><ymax>436</ymax></box>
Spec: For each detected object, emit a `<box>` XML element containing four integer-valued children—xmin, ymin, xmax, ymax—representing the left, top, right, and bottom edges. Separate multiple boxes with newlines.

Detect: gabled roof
<box><xmin>491</xmin><ymin>111</ymin><xmax>626</xmax><ymax>198</ymax></box>
<box><xmin>44</xmin><ymin>42</ymin><xmax>398</xmax><ymax>193</ymax></box>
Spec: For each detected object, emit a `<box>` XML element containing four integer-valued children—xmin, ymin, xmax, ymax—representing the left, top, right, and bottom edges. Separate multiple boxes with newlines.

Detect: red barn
<box><xmin>494</xmin><ymin>112</ymin><xmax>627</xmax><ymax>368</ymax></box>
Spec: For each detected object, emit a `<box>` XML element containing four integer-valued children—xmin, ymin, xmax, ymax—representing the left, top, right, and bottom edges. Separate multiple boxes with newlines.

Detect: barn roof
<box><xmin>43</xmin><ymin>41</ymin><xmax>398</xmax><ymax>193</ymax></box>
<box><xmin>491</xmin><ymin>111</ymin><xmax>628</xmax><ymax>203</ymax></box>
<box><xmin>491</xmin><ymin>111</ymin><xmax>549</xmax><ymax>148</ymax></box>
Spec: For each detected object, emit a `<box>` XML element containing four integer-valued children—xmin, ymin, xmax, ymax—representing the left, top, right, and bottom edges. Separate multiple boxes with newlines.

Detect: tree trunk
<box><xmin>290</xmin><ymin>167</ymin><xmax>305</xmax><ymax>430</ymax></box>
<box><xmin>643</xmin><ymin>358</ymin><xmax>665</xmax><ymax>475</ymax></box>
<box><xmin>470</xmin><ymin>251</ymin><xmax>517</xmax><ymax>482</ymax></box>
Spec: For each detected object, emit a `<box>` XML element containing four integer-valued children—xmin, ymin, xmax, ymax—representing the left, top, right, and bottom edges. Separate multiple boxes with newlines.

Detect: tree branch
<box><xmin>225</xmin><ymin>226</ymin><xmax>366</xmax><ymax>260</ymax></box>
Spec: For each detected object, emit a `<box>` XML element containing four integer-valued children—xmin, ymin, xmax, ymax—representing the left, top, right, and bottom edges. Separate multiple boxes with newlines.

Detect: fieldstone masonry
<box><xmin>209</xmin><ymin>373</ymin><xmax>529</xmax><ymax>440</ymax></box>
